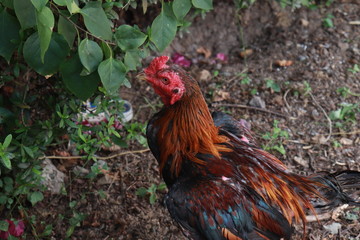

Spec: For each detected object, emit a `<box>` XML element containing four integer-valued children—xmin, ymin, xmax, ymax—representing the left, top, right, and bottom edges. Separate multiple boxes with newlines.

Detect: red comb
<box><xmin>144</xmin><ymin>56</ymin><xmax>170</xmax><ymax>76</ymax></box>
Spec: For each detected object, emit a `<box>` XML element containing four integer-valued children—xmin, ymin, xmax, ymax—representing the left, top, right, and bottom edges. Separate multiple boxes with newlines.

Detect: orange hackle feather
<box><xmin>155</xmin><ymin>80</ymin><xmax>231</xmax><ymax>176</ymax></box>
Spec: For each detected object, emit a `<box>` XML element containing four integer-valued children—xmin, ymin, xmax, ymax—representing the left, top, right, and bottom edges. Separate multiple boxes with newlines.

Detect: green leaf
<box><xmin>192</xmin><ymin>0</ymin><xmax>213</xmax><ymax>10</ymax></box>
<box><xmin>0</xmin><ymin>153</ymin><xmax>12</xmax><ymax>169</ymax></box>
<box><xmin>65</xmin><ymin>0</ymin><xmax>80</xmax><ymax>14</ymax></box>
<box><xmin>157</xmin><ymin>183</ymin><xmax>167</xmax><ymax>191</ymax></box>
<box><xmin>36</xmin><ymin>6</ymin><xmax>54</xmax><ymax>62</ymax></box>
<box><xmin>53</xmin><ymin>0</ymin><xmax>66</xmax><ymax>6</ymax></box>
<box><xmin>14</xmin><ymin>0</ymin><xmax>36</xmax><ymax>29</ymax></box>
<box><xmin>0</xmin><ymin>9</ymin><xmax>21</xmax><ymax>62</ymax></box>
<box><xmin>31</xmin><ymin>0</ymin><xmax>48</xmax><ymax>11</ymax></box>
<box><xmin>78</xmin><ymin>38</ymin><xmax>103</xmax><ymax>74</ymax></box>
<box><xmin>150</xmin><ymin>3</ymin><xmax>177</xmax><ymax>52</ymax></box>
<box><xmin>3</xmin><ymin>134</ymin><xmax>12</xmax><ymax>149</ymax></box>
<box><xmin>29</xmin><ymin>191</ymin><xmax>44</xmax><ymax>205</ymax></box>
<box><xmin>149</xmin><ymin>194</ymin><xmax>156</xmax><ymax>204</ymax></box>
<box><xmin>60</xmin><ymin>54</ymin><xmax>100</xmax><ymax>100</ymax></box>
<box><xmin>23</xmin><ymin>145</ymin><xmax>34</xmax><ymax>158</ymax></box>
<box><xmin>80</xmin><ymin>1</ymin><xmax>112</xmax><ymax>40</ymax></box>
<box><xmin>114</xmin><ymin>25</ymin><xmax>147</xmax><ymax>51</ymax></box>
<box><xmin>58</xmin><ymin>14</ymin><xmax>77</xmax><ymax>47</ymax></box>
<box><xmin>0</xmin><ymin>196</ymin><xmax>7</xmax><ymax>205</ymax></box>
<box><xmin>98</xmin><ymin>58</ymin><xmax>126</xmax><ymax>94</ymax></box>
<box><xmin>23</xmin><ymin>32</ymin><xmax>69</xmax><ymax>75</ymax></box>
<box><xmin>1</xmin><ymin>0</ymin><xmax>14</xmax><ymax>9</ymax></box>
<box><xmin>0</xmin><ymin>220</ymin><xmax>9</xmax><ymax>231</ymax></box>
<box><xmin>66</xmin><ymin>225</ymin><xmax>75</xmax><ymax>238</ymax></box>
<box><xmin>135</xmin><ymin>187</ymin><xmax>148</xmax><ymax>196</ymax></box>
<box><xmin>173</xmin><ymin>0</ymin><xmax>191</xmax><ymax>19</ymax></box>
<box><xmin>124</xmin><ymin>50</ymin><xmax>141</xmax><ymax>71</ymax></box>
<box><xmin>273</xmin><ymin>144</ymin><xmax>286</xmax><ymax>155</ymax></box>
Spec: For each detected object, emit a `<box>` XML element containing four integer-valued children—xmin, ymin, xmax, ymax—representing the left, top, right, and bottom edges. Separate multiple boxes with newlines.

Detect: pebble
<box><xmin>41</xmin><ymin>159</ymin><xmax>66</xmax><ymax>194</ymax></box>
<box><xmin>249</xmin><ymin>96</ymin><xmax>266</xmax><ymax>109</ymax></box>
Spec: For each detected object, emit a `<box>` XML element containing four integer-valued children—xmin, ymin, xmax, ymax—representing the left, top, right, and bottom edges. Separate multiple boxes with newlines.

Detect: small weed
<box><xmin>65</xmin><ymin>201</ymin><xmax>87</xmax><ymax>238</ymax></box>
<box><xmin>336</xmin><ymin>87</ymin><xmax>360</xmax><ymax>98</ymax></box>
<box><xmin>262</xmin><ymin>120</ymin><xmax>289</xmax><ymax>155</ymax></box>
<box><xmin>237</xmin><ymin>73</ymin><xmax>252</xmax><ymax>85</ymax></box>
<box><xmin>136</xmin><ymin>183</ymin><xmax>167</xmax><ymax>204</ymax></box>
<box><xmin>323</xmin><ymin>14</ymin><xmax>334</xmax><ymax>28</ymax></box>
<box><xmin>234</xmin><ymin>0</ymin><xmax>256</xmax><ymax>9</ymax></box>
<box><xmin>125</xmin><ymin>122</ymin><xmax>148</xmax><ymax>147</ymax></box>
<box><xmin>250</xmin><ymin>89</ymin><xmax>258</xmax><ymax>95</ymax></box>
<box><xmin>302</xmin><ymin>81</ymin><xmax>312</xmax><ymax>96</ymax></box>
<box><xmin>265</xmin><ymin>79</ymin><xmax>281</xmax><ymax>93</ymax></box>
<box><xmin>332</xmin><ymin>140</ymin><xmax>342</xmax><ymax>148</ymax></box>
<box><xmin>213</xmin><ymin>70</ymin><xmax>219</xmax><ymax>77</ymax></box>
<box><xmin>329</xmin><ymin>103</ymin><xmax>359</xmax><ymax>129</ymax></box>
<box><xmin>347</xmin><ymin>64</ymin><xmax>360</xmax><ymax>74</ymax></box>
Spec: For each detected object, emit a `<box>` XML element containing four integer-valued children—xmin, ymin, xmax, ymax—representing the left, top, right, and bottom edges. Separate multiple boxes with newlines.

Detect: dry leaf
<box><xmin>213</xmin><ymin>90</ymin><xmax>230</xmax><ymax>102</ymax></box>
<box><xmin>312</xmin><ymin>135</ymin><xmax>328</xmax><ymax>144</ymax></box>
<box><xmin>273</xmin><ymin>95</ymin><xmax>284</xmax><ymax>106</ymax></box>
<box><xmin>274</xmin><ymin>60</ymin><xmax>293</xmax><ymax>67</ymax></box>
<box><xmin>196</xmin><ymin>47</ymin><xmax>211</xmax><ymax>58</ymax></box>
<box><xmin>239</xmin><ymin>49</ymin><xmax>253</xmax><ymax>58</ymax></box>
<box><xmin>293</xmin><ymin>156</ymin><xmax>308</xmax><ymax>167</ymax></box>
<box><xmin>98</xmin><ymin>169</ymin><xmax>120</xmax><ymax>185</ymax></box>
<box><xmin>197</xmin><ymin>69</ymin><xmax>212</xmax><ymax>82</ymax></box>
<box><xmin>300</xmin><ymin>19</ymin><xmax>309</xmax><ymax>27</ymax></box>
<box><xmin>339</xmin><ymin>137</ymin><xmax>353</xmax><ymax>145</ymax></box>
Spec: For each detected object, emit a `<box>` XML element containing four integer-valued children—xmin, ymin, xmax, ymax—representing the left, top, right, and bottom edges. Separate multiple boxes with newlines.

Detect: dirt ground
<box><xmin>30</xmin><ymin>1</ymin><xmax>360</xmax><ymax>239</ymax></box>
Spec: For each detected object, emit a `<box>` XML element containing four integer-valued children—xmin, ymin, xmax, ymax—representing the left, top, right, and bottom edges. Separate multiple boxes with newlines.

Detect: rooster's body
<box><xmin>144</xmin><ymin>56</ymin><xmax>360</xmax><ymax>240</ymax></box>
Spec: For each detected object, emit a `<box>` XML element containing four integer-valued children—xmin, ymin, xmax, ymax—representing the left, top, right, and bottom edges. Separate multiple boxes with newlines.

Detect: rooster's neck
<box><xmin>156</xmin><ymin>88</ymin><xmax>229</xmax><ymax>178</ymax></box>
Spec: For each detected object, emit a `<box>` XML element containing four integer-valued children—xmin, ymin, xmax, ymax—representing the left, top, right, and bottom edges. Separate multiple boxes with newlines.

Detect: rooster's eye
<box><xmin>161</xmin><ymin>78</ymin><xmax>169</xmax><ymax>85</ymax></box>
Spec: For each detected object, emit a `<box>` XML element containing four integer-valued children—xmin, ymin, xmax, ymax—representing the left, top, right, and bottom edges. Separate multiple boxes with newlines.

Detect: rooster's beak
<box><xmin>136</xmin><ymin>72</ymin><xmax>147</xmax><ymax>81</ymax></box>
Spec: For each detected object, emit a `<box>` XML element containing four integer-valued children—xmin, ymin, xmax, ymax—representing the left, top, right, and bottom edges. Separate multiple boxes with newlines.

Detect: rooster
<box><xmin>143</xmin><ymin>56</ymin><xmax>360</xmax><ymax>240</ymax></box>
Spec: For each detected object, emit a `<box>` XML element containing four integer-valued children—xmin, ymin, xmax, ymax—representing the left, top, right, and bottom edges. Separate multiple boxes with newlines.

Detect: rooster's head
<box><xmin>143</xmin><ymin>56</ymin><xmax>185</xmax><ymax>106</ymax></box>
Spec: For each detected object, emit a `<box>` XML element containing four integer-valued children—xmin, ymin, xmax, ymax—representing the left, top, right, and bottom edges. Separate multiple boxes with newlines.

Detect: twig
<box><xmin>40</xmin><ymin>148</ymin><xmax>150</xmax><ymax>160</ymax></box>
<box><xmin>306</xmin><ymin>212</ymin><xmax>331</xmax><ymax>222</ymax></box>
<box><xmin>326</xmin><ymin>129</ymin><xmax>360</xmax><ymax>136</ymax></box>
<box><xmin>349</xmin><ymin>21</ymin><xmax>360</xmax><ymax>25</ymax></box>
<box><xmin>212</xmin><ymin>103</ymin><xmax>288</xmax><ymax>118</ymax></box>
<box><xmin>283</xmin><ymin>89</ymin><xmax>291</xmax><ymax>110</ymax></box>
<box><xmin>309</xmin><ymin>93</ymin><xmax>332</xmax><ymax>142</ymax></box>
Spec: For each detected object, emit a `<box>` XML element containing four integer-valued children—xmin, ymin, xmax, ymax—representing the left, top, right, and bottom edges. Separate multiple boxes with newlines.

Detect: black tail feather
<box><xmin>310</xmin><ymin>170</ymin><xmax>360</xmax><ymax>209</ymax></box>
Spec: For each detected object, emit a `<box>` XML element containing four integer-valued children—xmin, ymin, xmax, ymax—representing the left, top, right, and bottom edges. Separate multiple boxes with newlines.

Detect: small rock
<box><xmin>249</xmin><ymin>96</ymin><xmax>266</xmax><ymax>109</ymax></box>
<box><xmin>41</xmin><ymin>159</ymin><xmax>66</xmax><ymax>194</ymax></box>
<box><xmin>339</xmin><ymin>138</ymin><xmax>353</xmax><ymax>145</ymax></box>
<box><xmin>298</xmin><ymin>55</ymin><xmax>308</xmax><ymax>61</ymax></box>
<box><xmin>323</xmin><ymin>222</ymin><xmax>341</xmax><ymax>234</ymax></box>
<box><xmin>311</xmin><ymin>109</ymin><xmax>321</xmax><ymax>120</ymax></box>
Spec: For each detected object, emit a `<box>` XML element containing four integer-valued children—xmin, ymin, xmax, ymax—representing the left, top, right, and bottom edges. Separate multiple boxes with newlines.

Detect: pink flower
<box><xmin>171</xmin><ymin>53</ymin><xmax>191</xmax><ymax>67</ymax></box>
<box><xmin>0</xmin><ymin>220</ymin><xmax>25</xmax><ymax>239</ymax></box>
<box><xmin>216</xmin><ymin>53</ymin><xmax>227</xmax><ymax>62</ymax></box>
